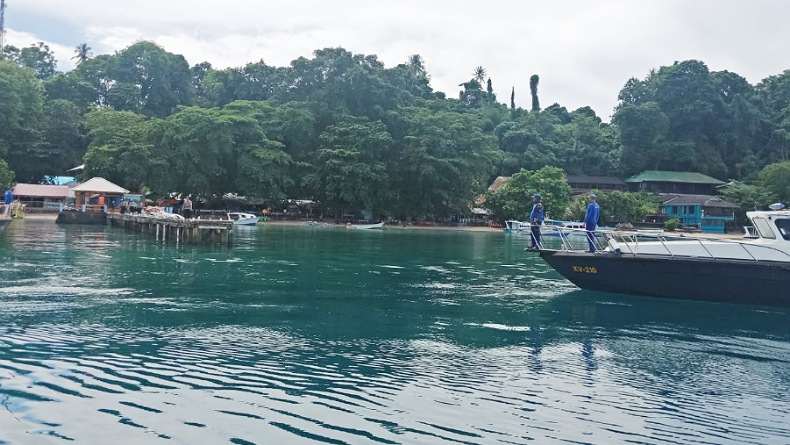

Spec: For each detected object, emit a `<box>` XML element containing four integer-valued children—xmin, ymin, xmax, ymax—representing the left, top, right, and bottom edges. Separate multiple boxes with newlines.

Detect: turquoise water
<box><xmin>0</xmin><ymin>219</ymin><xmax>789</xmax><ymax>445</ymax></box>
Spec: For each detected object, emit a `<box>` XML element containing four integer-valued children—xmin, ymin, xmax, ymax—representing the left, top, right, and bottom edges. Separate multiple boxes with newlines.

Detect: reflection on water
<box><xmin>0</xmin><ymin>220</ymin><xmax>788</xmax><ymax>444</ymax></box>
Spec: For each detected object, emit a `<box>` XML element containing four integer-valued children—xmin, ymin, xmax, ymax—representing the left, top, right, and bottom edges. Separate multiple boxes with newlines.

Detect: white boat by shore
<box><xmin>228</xmin><ymin>212</ymin><xmax>259</xmax><ymax>226</ymax></box>
<box><xmin>346</xmin><ymin>221</ymin><xmax>385</xmax><ymax>229</ymax></box>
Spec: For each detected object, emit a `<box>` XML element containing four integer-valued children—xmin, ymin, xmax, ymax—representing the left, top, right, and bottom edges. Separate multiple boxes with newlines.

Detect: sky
<box><xmin>4</xmin><ymin>0</ymin><xmax>789</xmax><ymax>121</ymax></box>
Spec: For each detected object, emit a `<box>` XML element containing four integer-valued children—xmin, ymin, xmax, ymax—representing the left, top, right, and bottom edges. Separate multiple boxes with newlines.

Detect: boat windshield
<box><xmin>752</xmin><ymin>217</ymin><xmax>776</xmax><ymax>239</ymax></box>
<box><xmin>774</xmin><ymin>218</ymin><xmax>790</xmax><ymax>241</ymax></box>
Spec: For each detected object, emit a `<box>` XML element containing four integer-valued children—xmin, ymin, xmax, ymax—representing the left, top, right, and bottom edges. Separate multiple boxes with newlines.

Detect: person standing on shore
<box><xmin>182</xmin><ymin>196</ymin><xmax>193</xmax><ymax>219</ymax></box>
<box><xmin>528</xmin><ymin>193</ymin><xmax>544</xmax><ymax>250</ymax></box>
<box><xmin>585</xmin><ymin>194</ymin><xmax>600</xmax><ymax>253</ymax></box>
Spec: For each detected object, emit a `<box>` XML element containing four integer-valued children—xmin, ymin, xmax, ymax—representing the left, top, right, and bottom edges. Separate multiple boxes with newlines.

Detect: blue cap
<box><xmin>588</xmin><ymin>194</ymin><xmax>597</xmax><ymax>199</ymax></box>
<box><xmin>533</xmin><ymin>193</ymin><xmax>541</xmax><ymax>199</ymax></box>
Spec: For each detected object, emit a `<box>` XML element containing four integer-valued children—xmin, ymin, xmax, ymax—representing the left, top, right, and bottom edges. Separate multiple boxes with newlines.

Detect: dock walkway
<box><xmin>107</xmin><ymin>213</ymin><xmax>233</xmax><ymax>245</ymax></box>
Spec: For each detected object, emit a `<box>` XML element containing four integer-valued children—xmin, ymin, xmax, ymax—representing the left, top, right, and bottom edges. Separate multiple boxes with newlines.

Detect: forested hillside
<box><xmin>1</xmin><ymin>41</ymin><xmax>789</xmax><ymax>217</ymax></box>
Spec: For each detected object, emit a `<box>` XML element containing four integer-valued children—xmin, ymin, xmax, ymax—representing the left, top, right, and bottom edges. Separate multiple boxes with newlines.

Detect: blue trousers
<box><xmin>530</xmin><ymin>225</ymin><xmax>541</xmax><ymax>247</ymax></box>
<box><xmin>586</xmin><ymin>225</ymin><xmax>596</xmax><ymax>252</ymax></box>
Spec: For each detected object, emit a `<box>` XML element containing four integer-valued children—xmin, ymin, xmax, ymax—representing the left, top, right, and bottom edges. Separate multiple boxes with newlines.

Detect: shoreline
<box><xmin>20</xmin><ymin>213</ymin><xmax>747</xmax><ymax>238</ymax></box>
<box><xmin>265</xmin><ymin>220</ymin><xmax>503</xmax><ymax>232</ymax></box>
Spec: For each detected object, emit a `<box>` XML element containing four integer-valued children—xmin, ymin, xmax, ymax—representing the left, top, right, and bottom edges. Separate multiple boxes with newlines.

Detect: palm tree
<box><xmin>473</xmin><ymin>66</ymin><xmax>487</xmax><ymax>84</ymax></box>
<box><xmin>407</xmin><ymin>54</ymin><xmax>426</xmax><ymax>78</ymax></box>
<box><xmin>72</xmin><ymin>43</ymin><xmax>92</xmax><ymax>65</ymax></box>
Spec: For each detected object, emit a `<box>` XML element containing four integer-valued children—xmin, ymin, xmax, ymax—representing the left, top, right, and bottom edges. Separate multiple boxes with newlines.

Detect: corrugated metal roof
<box><xmin>487</xmin><ymin>176</ymin><xmax>510</xmax><ymax>192</ymax></box>
<box><xmin>625</xmin><ymin>171</ymin><xmax>725</xmax><ymax>185</ymax></box>
<box><xmin>660</xmin><ymin>194</ymin><xmax>737</xmax><ymax>208</ymax></box>
<box><xmin>567</xmin><ymin>175</ymin><xmax>625</xmax><ymax>185</ymax></box>
<box><xmin>12</xmin><ymin>184</ymin><xmax>69</xmax><ymax>199</ymax></box>
<box><xmin>72</xmin><ymin>177</ymin><xmax>129</xmax><ymax>194</ymax></box>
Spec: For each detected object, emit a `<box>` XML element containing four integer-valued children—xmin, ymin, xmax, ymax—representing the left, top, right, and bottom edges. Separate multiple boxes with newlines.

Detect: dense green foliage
<box><xmin>484</xmin><ymin>166</ymin><xmax>571</xmax><ymax>221</ymax></box>
<box><xmin>0</xmin><ymin>159</ymin><xmax>14</xmax><ymax>190</ymax></box>
<box><xmin>567</xmin><ymin>191</ymin><xmax>658</xmax><ymax>225</ymax></box>
<box><xmin>1</xmin><ymin>40</ymin><xmax>790</xmax><ymax>219</ymax></box>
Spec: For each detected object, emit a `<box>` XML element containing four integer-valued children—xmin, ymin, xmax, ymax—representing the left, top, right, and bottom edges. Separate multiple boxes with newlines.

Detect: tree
<box><xmin>571</xmin><ymin>190</ymin><xmax>658</xmax><ymax>224</ymax></box>
<box><xmin>83</xmin><ymin>109</ymin><xmax>159</xmax><ymax>191</ymax></box>
<box><xmin>389</xmin><ymin>107</ymin><xmax>500</xmax><ymax>218</ymax></box>
<box><xmin>12</xmin><ymin>42</ymin><xmax>57</xmax><ymax>79</ymax></box>
<box><xmin>720</xmin><ymin>180</ymin><xmax>776</xmax><ymax>224</ymax></box>
<box><xmin>613</xmin><ymin>102</ymin><xmax>670</xmax><ymax>175</ymax></box>
<box><xmin>529</xmin><ymin>74</ymin><xmax>540</xmax><ymax>112</ymax></box>
<box><xmin>310</xmin><ymin>116</ymin><xmax>393</xmax><ymax>213</ymax></box>
<box><xmin>459</xmin><ymin>79</ymin><xmax>484</xmax><ymax>108</ymax></box>
<box><xmin>38</xmin><ymin>100</ymin><xmax>88</xmax><ymax>175</ymax></box>
<box><xmin>43</xmin><ymin>73</ymin><xmax>99</xmax><ymax>108</ymax></box>
<box><xmin>510</xmin><ymin>87</ymin><xmax>515</xmax><ymax>111</ymax></box>
<box><xmin>72</xmin><ymin>43</ymin><xmax>92</xmax><ymax>65</ymax></box>
<box><xmin>0</xmin><ymin>61</ymin><xmax>43</xmax><ymax>182</ymax></box>
<box><xmin>485</xmin><ymin>166</ymin><xmax>571</xmax><ymax>221</ymax></box>
<box><xmin>757</xmin><ymin>161</ymin><xmax>790</xmax><ymax>204</ymax></box>
<box><xmin>473</xmin><ymin>66</ymin><xmax>487</xmax><ymax>84</ymax></box>
<box><xmin>0</xmin><ymin>158</ymin><xmax>14</xmax><ymax>190</ymax></box>
<box><xmin>148</xmin><ymin>107</ymin><xmax>236</xmax><ymax>195</ymax></box>
<box><xmin>108</xmin><ymin>41</ymin><xmax>196</xmax><ymax>117</ymax></box>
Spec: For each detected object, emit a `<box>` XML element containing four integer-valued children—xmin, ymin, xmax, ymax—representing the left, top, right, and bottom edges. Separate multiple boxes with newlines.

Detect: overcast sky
<box><xmin>5</xmin><ymin>0</ymin><xmax>789</xmax><ymax>120</ymax></box>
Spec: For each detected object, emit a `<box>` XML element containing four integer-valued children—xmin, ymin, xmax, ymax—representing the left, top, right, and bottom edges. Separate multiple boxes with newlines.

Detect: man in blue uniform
<box><xmin>585</xmin><ymin>194</ymin><xmax>600</xmax><ymax>252</ymax></box>
<box><xmin>528</xmin><ymin>193</ymin><xmax>544</xmax><ymax>250</ymax></box>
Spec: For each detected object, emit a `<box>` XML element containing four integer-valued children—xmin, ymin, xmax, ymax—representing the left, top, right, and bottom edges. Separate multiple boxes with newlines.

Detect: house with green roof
<box><xmin>625</xmin><ymin>171</ymin><xmax>725</xmax><ymax>195</ymax></box>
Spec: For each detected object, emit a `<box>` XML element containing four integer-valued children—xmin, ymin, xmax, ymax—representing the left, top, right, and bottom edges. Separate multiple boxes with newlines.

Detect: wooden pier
<box><xmin>107</xmin><ymin>213</ymin><xmax>233</xmax><ymax>245</ymax></box>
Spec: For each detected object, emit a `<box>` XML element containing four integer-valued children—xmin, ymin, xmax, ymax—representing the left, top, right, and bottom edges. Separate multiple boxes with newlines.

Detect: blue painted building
<box><xmin>660</xmin><ymin>195</ymin><xmax>737</xmax><ymax>233</ymax></box>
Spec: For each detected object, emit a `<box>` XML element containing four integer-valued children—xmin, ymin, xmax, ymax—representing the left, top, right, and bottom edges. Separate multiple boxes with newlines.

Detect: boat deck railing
<box><xmin>536</xmin><ymin>226</ymin><xmax>790</xmax><ymax>262</ymax></box>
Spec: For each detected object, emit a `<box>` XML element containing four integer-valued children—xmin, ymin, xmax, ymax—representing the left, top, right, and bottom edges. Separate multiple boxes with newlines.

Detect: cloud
<box><xmin>5</xmin><ymin>0</ymin><xmax>790</xmax><ymax>120</ymax></box>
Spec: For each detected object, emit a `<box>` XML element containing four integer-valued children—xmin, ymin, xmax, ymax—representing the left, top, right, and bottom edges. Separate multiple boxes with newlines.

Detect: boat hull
<box><xmin>233</xmin><ymin>218</ymin><xmax>258</xmax><ymax>226</ymax></box>
<box><xmin>347</xmin><ymin>222</ymin><xmax>384</xmax><ymax>229</ymax></box>
<box><xmin>539</xmin><ymin>250</ymin><xmax>790</xmax><ymax>307</ymax></box>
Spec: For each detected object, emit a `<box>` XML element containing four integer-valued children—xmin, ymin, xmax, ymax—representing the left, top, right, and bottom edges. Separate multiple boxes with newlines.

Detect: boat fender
<box><xmin>608</xmin><ymin>237</ymin><xmax>622</xmax><ymax>254</ymax></box>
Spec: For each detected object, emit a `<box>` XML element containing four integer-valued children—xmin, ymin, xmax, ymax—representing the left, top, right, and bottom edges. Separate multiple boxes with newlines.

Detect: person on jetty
<box><xmin>528</xmin><ymin>193</ymin><xmax>543</xmax><ymax>250</ymax></box>
<box><xmin>585</xmin><ymin>194</ymin><xmax>600</xmax><ymax>253</ymax></box>
<box><xmin>182</xmin><ymin>196</ymin><xmax>193</xmax><ymax>219</ymax></box>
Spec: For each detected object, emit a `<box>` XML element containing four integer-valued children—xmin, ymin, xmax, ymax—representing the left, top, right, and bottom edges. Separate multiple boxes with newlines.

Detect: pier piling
<box><xmin>106</xmin><ymin>213</ymin><xmax>233</xmax><ymax>246</ymax></box>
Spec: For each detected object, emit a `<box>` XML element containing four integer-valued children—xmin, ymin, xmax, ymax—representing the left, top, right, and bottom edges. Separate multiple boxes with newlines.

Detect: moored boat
<box><xmin>228</xmin><ymin>212</ymin><xmax>259</xmax><ymax>226</ymax></box>
<box><xmin>535</xmin><ymin>210</ymin><xmax>790</xmax><ymax>307</ymax></box>
<box><xmin>504</xmin><ymin>220</ymin><xmax>528</xmax><ymax>232</ymax></box>
<box><xmin>346</xmin><ymin>221</ymin><xmax>385</xmax><ymax>229</ymax></box>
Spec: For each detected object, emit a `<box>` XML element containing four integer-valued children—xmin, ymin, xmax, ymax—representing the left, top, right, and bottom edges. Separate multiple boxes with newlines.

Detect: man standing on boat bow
<box><xmin>528</xmin><ymin>193</ymin><xmax>544</xmax><ymax>250</ymax></box>
<box><xmin>585</xmin><ymin>194</ymin><xmax>600</xmax><ymax>252</ymax></box>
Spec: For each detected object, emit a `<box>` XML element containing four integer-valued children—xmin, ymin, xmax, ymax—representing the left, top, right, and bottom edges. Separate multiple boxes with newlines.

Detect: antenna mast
<box><xmin>0</xmin><ymin>0</ymin><xmax>6</xmax><ymax>56</ymax></box>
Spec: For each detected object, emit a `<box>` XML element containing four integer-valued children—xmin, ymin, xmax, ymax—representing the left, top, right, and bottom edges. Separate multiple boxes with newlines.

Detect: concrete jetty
<box><xmin>107</xmin><ymin>213</ymin><xmax>233</xmax><ymax>245</ymax></box>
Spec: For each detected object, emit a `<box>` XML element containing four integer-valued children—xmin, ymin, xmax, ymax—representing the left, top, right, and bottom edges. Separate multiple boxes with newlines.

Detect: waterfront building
<box><xmin>625</xmin><ymin>171</ymin><xmax>725</xmax><ymax>195</ymax></box>
<box><xmin>659</xmin><ymin>194</ymin><xmax>737</xmax><ymax>233</ymax></box>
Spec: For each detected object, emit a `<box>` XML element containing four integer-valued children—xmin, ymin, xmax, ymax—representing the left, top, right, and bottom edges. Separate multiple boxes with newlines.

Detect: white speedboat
<box><xmin>535</xmin><ymin>210</ymin><xmax>790</xmax><ymax>307</ymax></box>
<box><xmin>346</xmin><ymin>221</ymin><xmax>385</xmax><ymax>229</ymax></box>
<box><xmin>504</xmin><ymin>220</ymin><xmax>528</xmax><ymax>232</ymax></box>
<box><xmin>228</xmin><ymin>212</ymin><xmax>259</xmax><ymax>226</ymax></box>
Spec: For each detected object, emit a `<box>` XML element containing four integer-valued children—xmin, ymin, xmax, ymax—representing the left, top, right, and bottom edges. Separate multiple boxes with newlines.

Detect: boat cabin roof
<box><xmin>747</xmin><ymin>210</ymin><xmax>790</xmax><ymax>242</ymax></box>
